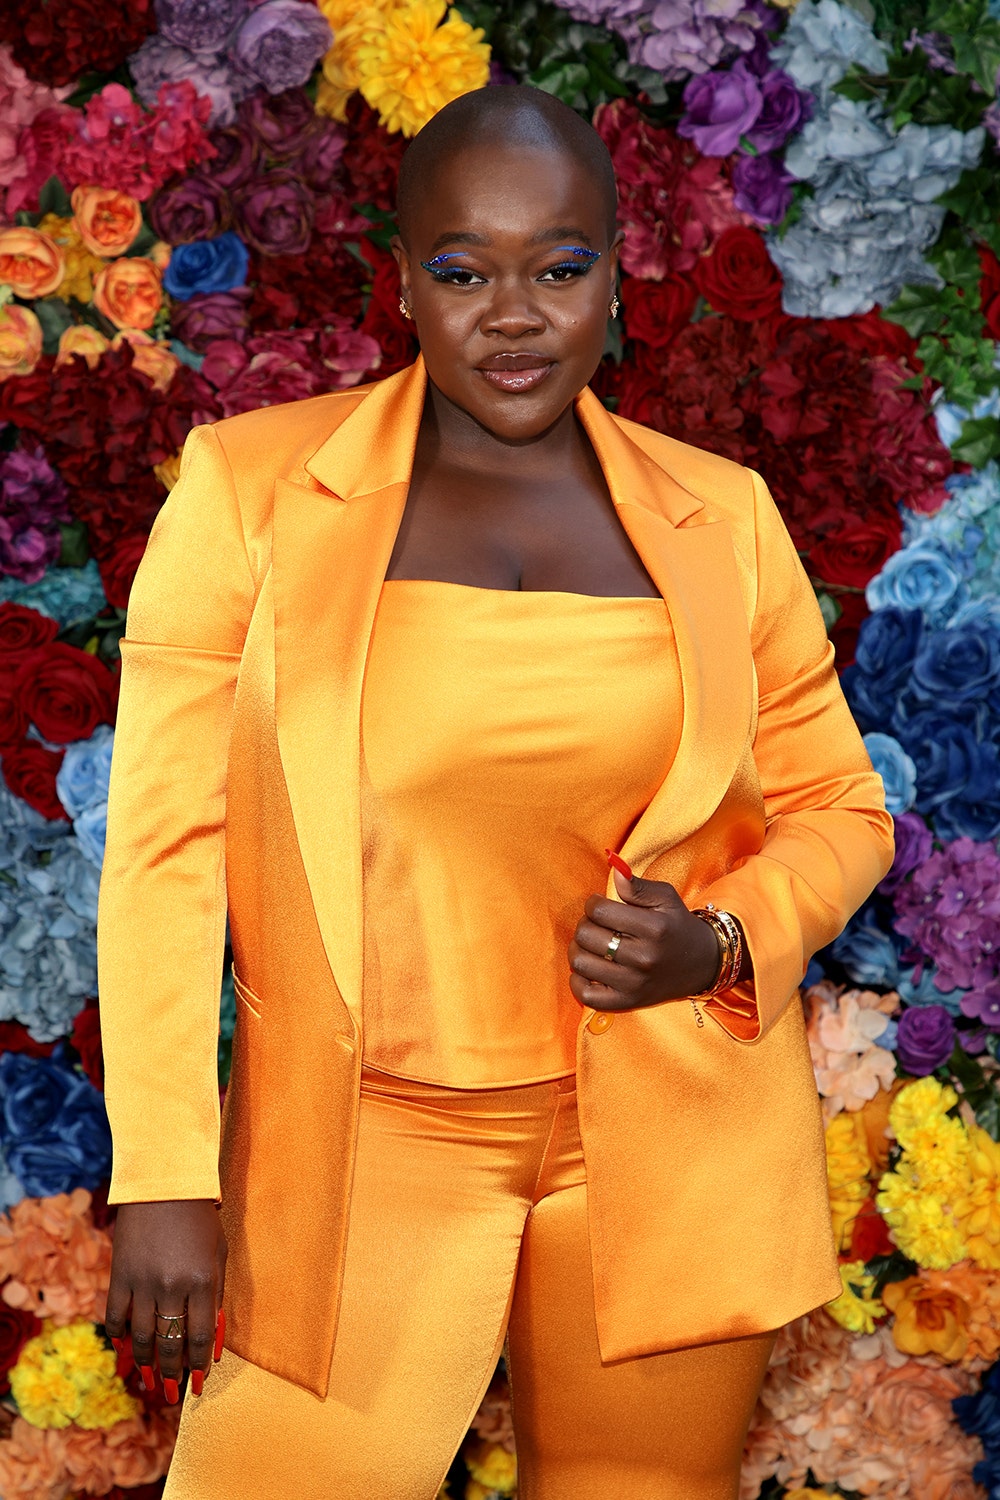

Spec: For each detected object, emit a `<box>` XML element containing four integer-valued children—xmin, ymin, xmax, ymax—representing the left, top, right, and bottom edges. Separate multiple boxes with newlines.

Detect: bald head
<box><xmin>395</xmin><ymin>85</ymin><xmax>618</xmax><ymax>246</ymax></box>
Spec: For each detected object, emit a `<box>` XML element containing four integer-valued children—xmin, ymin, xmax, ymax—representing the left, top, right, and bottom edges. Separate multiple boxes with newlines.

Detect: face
<box><xmin>393</xmin><ymin>143</ymin><xmax>623</xmax><ymax>443</ymax></box>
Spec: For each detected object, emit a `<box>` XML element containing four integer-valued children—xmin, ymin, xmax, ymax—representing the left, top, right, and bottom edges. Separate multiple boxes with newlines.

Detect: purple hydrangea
<box><xmin>230</xmin><ymin>0</ymin><xmax>332</xmax><ymax>95</ymax></box>
<box><xmin>892</xmin><ymin>837</ymin><xmax>1000</xmax><ymax>1014</ymax></box>
<box><xmin>895</xmin><ymin>1004</ymin><xmax>956</xmax><ymax>1074</ymax></box>
<box><xmin>0</xmin><ymin>448</ymin><xmax>71</xmax><ymax>584</ymax></box>
<box><xmin>551</xmin><ymin>0</ymin><xmax>762</xmax><ymax>81</ymax></box>
<box><xmin>129</xmin><ymin>34</ymin><xmax>253</xmax><ymax>126</ymax></box>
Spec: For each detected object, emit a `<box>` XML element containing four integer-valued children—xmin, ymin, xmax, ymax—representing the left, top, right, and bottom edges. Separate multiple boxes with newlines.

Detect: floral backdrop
<box><xmin>0</xmin><ymin>0</ymin><xmax>998</xmax><ymax>1495</ymax></box>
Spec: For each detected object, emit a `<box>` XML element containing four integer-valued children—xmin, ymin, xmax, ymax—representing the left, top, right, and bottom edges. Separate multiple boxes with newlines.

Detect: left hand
<box><xmin>568</xmin><ymin>867</ymin><xmax>721</xmax><ymax>1013</ymax></box>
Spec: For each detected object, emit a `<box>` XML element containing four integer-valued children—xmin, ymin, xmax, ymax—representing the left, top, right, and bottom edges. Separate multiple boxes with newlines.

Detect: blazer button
<box><xmin>587</xmin><ymin>1011</ymin><xmax>614</xmax><ymax>1035</ymax></box>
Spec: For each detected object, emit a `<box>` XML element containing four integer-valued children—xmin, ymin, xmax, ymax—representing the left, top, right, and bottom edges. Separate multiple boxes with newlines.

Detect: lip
<box><xmin>476</xmin><ymin>354</ymin><xmax>554</xmax><ymax>394</ymax></box>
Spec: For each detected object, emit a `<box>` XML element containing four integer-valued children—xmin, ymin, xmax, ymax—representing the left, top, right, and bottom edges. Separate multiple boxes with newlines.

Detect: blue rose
<box><xmin>866</xmin><ymin>541</ymin><xmax>966</xmax><ymax>624</ymax></box>
<box><xmin>892</xmin><ymin>711</ymin><xmax>1000</xmax><ymax>839</ymax></box>
<box><xmin>910</xmin><ymin>606</ymin><xmax>1000</xmax><ymax>711</ymax></box>
<box><xmin>843</xmin><ymin>607</ymin><xmax>922</xmax><ymax>729</ymax></box>
<box><xmin>73</xmin><ymin>801</ymin><xmax>108</xmax><ymax>869</ymax></box>
<box><xmin>0</xmin><ymin>1050</ymin><xmax>112</xmax><ymax>1197</ymax></box>
<box><xmin>863</xmin><ymin>732</ymin><xmax>917</xmax><ymax>815</ymax></box>
<box><xmin>56</xmin><ymin>724</ymin><xmax>113</xmax><ymax>820</ymax></box>
<box><xmin>955</xmin><ymin>1359</ymin><xmax>1000</xmax><ymax>1455</ymax></box>
<box><xmin>163</xmin><ymin>232</ymin><xmax>249</xmax><ymax>301</ymax></box>
<box><xmin>832</xmin><ymin>909</ymin><xmax>900</xmax><ymax>988</ymax></box>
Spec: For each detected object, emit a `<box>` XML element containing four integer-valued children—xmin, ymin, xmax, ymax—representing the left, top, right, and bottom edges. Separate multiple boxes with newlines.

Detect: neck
<box><xmin>418</xmin><ymin>378</ymin><xmax>589</xmax><ymax>480</ymax></box>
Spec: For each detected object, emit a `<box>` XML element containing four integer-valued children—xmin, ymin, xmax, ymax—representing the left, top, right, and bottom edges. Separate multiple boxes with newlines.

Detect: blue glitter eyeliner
<box><xmin>552</xmin><ymin>246</ymin><xmax>600</xmax><ymax>260</ymax></box>
<box><xmin>420</xmin><ymin>252</ymin><xmax>470</xmax><ymax>270</ymax></box>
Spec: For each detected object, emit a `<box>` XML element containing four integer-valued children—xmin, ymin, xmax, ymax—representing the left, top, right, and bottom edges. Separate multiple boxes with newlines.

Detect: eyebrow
<box><xmin>426</xmin><ymin>226</ymin><xmax>596</xmax><ymax>254</ymax></box>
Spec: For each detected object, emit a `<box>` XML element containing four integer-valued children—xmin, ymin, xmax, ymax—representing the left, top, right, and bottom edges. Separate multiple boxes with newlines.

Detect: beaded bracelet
<box><xmin>689</xmin><ymin>902</ymin><xmax>743</xmax><ymax>999</ymax></box>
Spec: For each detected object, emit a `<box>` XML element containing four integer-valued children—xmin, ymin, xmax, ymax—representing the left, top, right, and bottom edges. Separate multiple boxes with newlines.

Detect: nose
<box><xmin>480</xmin><ymin>277</ymin><xmax>546</xmax><ymax>338</ymax></box>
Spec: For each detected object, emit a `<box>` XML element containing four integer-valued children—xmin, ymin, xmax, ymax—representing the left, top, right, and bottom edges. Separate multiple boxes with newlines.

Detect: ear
<box><xmin>390</xmin><ymin>234</ymin><xmax>412</xmax><ymax>305</ymax></box>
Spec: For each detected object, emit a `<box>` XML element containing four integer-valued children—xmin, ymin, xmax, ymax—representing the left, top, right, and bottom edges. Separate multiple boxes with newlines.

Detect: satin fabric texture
<box><xmin>97</xmin><ymin>356</ymin><xmax>894</xmax><ymax>1396</ymax></box>
<box><xmin>163</xmin><ymin>1068</ymin><xmax>775</xmax><ymax>1500</ymax></box>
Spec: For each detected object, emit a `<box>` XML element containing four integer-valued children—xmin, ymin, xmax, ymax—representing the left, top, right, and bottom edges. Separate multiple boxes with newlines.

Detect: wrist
<box><xmin>689</xmin><ymin>904</ymin><xmax>743</xmax><ymax>998</ymax></box>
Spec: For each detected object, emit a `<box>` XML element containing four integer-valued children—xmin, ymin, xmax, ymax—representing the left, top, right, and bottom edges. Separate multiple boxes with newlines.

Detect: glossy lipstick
<box><xmin>477</xmin><ymin>353</ymin><xmax>553</xmax><ymax>393</ymax></box>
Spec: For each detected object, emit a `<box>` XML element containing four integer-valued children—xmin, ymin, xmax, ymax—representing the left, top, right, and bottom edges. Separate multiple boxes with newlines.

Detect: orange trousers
<box><xmin>164</xmin><ymin>1069</ymin><xmax>775</xmax><ymax>1500</ymax></box>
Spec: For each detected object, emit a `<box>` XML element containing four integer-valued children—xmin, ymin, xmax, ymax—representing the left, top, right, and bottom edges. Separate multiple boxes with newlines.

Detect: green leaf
<box><xmin>32</xmin><ymin>297</ymin><xmax>74</xmax><ymax>356</ymax></box>
<box><xmin>865</xmin><ymin>1250</ymin><xmax>919</xmax><ymax>1297</ymax></box>
<box><xmin>976</xmin><ymin>1093</ymin><xmax>1000</xmax><ymax>1142</ymax></box>
<box><xmin>951</xmin><ymin>415</ymin><xmax>1000</xmax><ymax>467</ymax></box>
<box><xmin>952</xmin><ymin>28</ymin><xmax>1000</xmax><ymax>96</ymax></box>
<box><xmin>815</xmin><ymin>589</ymin><xmax>842</xmax><ymax>632</ymax></box>
<box><xmin>58</xmin><ymin>521</ymin><xmax>91</xmax><ymax>570</ymax></box>
<box><xmin>36</xmin><ymin>175</ymin><xmax>73</xmax><ymax>219</ymax></box>
<box><xmin>883</xmin><ymin>284</ymin><xmax>948</xmax><ymax>338</ymax></box>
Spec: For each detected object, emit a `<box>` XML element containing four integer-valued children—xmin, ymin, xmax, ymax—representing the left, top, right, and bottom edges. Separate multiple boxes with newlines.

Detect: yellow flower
<box><xmin>784</xmin><ymin>1490</ymin><xmax>834</xmax><ymax>1500</ymax></box>
<box><xmin>154</xmin><ymin>449</ymin><xmax>184</xmax><ymax>492</ymax></box>
<box><xmin>882</xmin><ymin>1272</ymin><xmax>970</xmax><ymax>1363</ymax></box>
<box><xmin>952</xmin><ymin>1125</ymin><xmax>1000</xmax><ymax>1271</ymax></box>
<box><xmin>36</xmin><ymin>213</ymin><xmax>105</xmax><ymax>305</ymax></box>
<box><xmin>827</xmin><ymin>1259</ymin><xmax>885</xmax><ymax>1334</ymax></box>
<box><xmin>317</xmin><ymin>3</ymin><xmax>392</xmax><ymax>121</ymax></box>
<box><xmin>354</xmin><ymin>0</ymin><xmax>490</xmax><ymax>137</ymax></box>
<box><xmin>889</xmin><ymin>1076</ymin><xmax>958</xmax><ymax>1151</ymax></box>
<box><xmin>465</xmin><ymin>1439</ymin><xmax>517</xmax><ymax>1495</ymax></box>
<box><xmin>825</xmin><ymin>1111</ymin><xmax>871</xmax><ymax>1251</ymax></box>
<box><xmin>877</xmin><ymin>1164</ymin><xmax>969</xmax><ymax>1269</ymax></box>
<box><xmin>10</xmin><ymin>1321</ymin><xmax>140</xmax><ymax>1430</ymax></box>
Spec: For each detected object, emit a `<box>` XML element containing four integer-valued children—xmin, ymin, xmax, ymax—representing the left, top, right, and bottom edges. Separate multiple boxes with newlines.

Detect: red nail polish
<box><xmin>605</xmin><ymin>849</ymin><xmax>632</xmax><ymax>881</ymax></box>
<box><xmin>191</xmin><ymin>1369</ymin><xmax>204</xmax><ymax>1396</ymax></box>
<box><xmin>163</xmin><ymin>1377</ymin><xmax>179</xmax><ymax>1405</ymax></box>
<box><xmin>111</xmin><ymin>1337</ymin><xmax>123</xmax><ymax>1353</ymax></box>
<box><xmin>214</xmin><ymin>1308</ymin><xmax>225</xmax><ymax>1362</ymax></box>
<box><xmin>140</xmin><ymin>1365</ymin><xmax>156</xmax><ymax>1391</ymax></box>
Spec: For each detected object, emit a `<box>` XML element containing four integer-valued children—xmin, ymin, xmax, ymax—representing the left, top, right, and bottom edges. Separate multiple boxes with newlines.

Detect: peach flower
<box><xmin>470</xmin><ymin>1374</ymin><xmax>515</xmax><ymax>1452</ymax></box>
<box><xmin>0</xmin><ymin>1408</ymin><xmax>179</xmax><ymax>1498</ymax></box>
<box><xmin>55</xmin><ymin>325</ymin><xmax>110</xmax><ymax>369</ymax></box>
<box><xmin>92</xmin><ymin>256</ymin><xmax>162</xmax><ymax>331</ymax></box>
<box><xmin>0</xmin><ymin>226</ymin><xmax>65</xmax><ymax>299</ymax></box>
<box><xmin>805</xmin><ymin>982</ymin><xmax>899</xmax><ymax>1118</ymax></box>
<box><xmin>111</xmin><ymin>328</ymin><xmax>179</xmax><ymax>391</ymax></box>
<box><xmin>70</xmin><ymin>185</ymin><xmax>143</xmax><ymax>258</ymax></box>
<box><xmin>0</xmin><ymin>1189</ymin><xmax>112</xmax><ymax>1325</ymax></box>
<box><xmin>0</xmin><ymin>303</ymin><xmax>43</xmax><ymax>380</ymax></box>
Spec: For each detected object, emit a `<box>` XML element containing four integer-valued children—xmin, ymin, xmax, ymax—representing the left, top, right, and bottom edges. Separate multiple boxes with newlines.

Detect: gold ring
<box><xmin>604</xmin><ymin>932</ymin><xmax>623</xmax><ymax>961</ymax></box>
<box><xmin>155</xmin><ymin>1311</ymin><xmax>187</xmax><ymax>1340</ymax></box>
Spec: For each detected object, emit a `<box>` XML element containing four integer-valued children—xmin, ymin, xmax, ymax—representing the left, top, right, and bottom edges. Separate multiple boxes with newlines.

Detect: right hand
<box><xmin>105</xmin><ymin>1200</ymin><xmax>227</xmax><ymax>1401</ymax></box>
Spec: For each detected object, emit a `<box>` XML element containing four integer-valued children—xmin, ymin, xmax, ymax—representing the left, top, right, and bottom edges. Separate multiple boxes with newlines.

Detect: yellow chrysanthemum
<box><xmin>316</xmin><ymin>3</ymin><xmax>397</xmax><ymax>121</ymax></box>
<box><xmin>826</xmin><ymin>1259</ymin><xmax>885</xmax><ymax>1334</ymax></box>
<box><xmin>10</xmin><ymin>1321</ymin><xmax>140</xmax><ymax>1430</ymax></box>
<box><xmin>953</xmin><ymin>1125</ymin><xmax>1000</xmax><ymax>1271</ymax></box>
<box><xmin>889</xmin><ymin>1076</ymin><xmax>958</xmax><ymax>1151</ymax></box>
<box><xmin>353</xmin><ymin>0</ymin><xmax>490</xmax><ymax>137</ymax></box>
<box><xmin>825</xmin><ymin>1111</ymin><xmax>871</xmax><ymax>1251</ymax></box>
<box><xmin>36</xmin><ymin>213</ymin><xmax>105</xmax><ymax>305</ymax></box>
<box><xmin>877</xmin><ymin>1165</ymin><xmax>969</xmax><ymax>1269</ymax></box>
<box><xmin>465</xmin><ymin>1440</ymin><xmax>517</xmax><ymax>1495</ymax></box>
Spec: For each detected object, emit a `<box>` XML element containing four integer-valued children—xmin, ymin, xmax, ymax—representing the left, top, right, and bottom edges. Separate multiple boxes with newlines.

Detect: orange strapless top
<box><xmin>359</xmin><ymin>580</ymin><xmax>682</xmax><ymax>1087</ymax></box>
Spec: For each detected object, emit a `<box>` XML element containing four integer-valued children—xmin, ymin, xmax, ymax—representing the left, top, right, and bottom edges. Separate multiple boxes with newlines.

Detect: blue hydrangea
<box><xmin>863</xmin><ymin>732</ymin><xmax>917</xmax><ymax>815</ymax></box>
<box><xmin>770</xmin><ymin>0</ymin><xmax>887</xmax><ymax>101</ymax></box>
<box><xmin>0</xmin><ymin>561</ymin><xmax>107</xmax><ymax>628</ymax></box>
<box><xmin>0</xmin><ymin>1137</ymin><xmax>25</xmax><ymax>1213</ymax></box>
<box><xmin>934</xmin><ymin>385</ymin><xmax>1000</xmax><ymax>452</ymax></box>
<box><xmin>56</xmin><ymin>725</ymin><xmax>114</xmax><ymax>869</ymax></box>
<box><xmin>896</xmin><ymin>962</ymin><xmax>965</xmax><ymax>1016</ymax></box>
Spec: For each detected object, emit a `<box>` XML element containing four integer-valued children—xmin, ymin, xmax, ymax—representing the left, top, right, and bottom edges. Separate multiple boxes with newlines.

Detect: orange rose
<box><xmin>111</xmin><ymin>329</ymin><xmax>179</xmax><ymax>392</ymax></box>
<box><xmin>883</xmin><ymin>1274</ymin><xmax>970</xmax><ymax>1361</ymax></box>
<box><xmin>92</xmin><ymin>257</ymin><xmax>162</xmax><ymax>331</ymax></box>
<box><xmin>70</xmin><ymin>185</ymin><xmax>143</xmax><ymax>258</ymax></box>
<box><xmin>0</xmin><ymin>227</ymin><xmax>65</xmax><ymax>299</ymax></box>
<box><xmin>0</xmin><ymin>304</ymin><xmax>43</xmax><ymax>381</ymax></box>
<box><xmin>55</xmin><ymin>325</ymin><xmax>111</xmax><ymax>369</ymax></box>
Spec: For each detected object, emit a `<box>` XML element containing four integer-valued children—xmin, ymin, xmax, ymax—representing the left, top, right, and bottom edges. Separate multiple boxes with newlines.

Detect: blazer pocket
<box><xmin>232</xmin><ymin>969</ymin><xmax>263</xmax><ymax>1021</ymax></box>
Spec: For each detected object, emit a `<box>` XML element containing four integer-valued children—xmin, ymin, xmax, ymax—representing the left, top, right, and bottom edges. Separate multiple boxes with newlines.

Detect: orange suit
<box><xmin>98</xmin><ymin>356</ymin><xmax>893</xmax><ymax>1401</ymax></box>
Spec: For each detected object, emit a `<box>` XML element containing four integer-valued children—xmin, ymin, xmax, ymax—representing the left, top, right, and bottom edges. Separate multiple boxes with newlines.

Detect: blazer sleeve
<box><xmin>98</xmin><ymin>423</ymin><xmax>255</xmax><ymax>1204</ymax></box>
<box><xmin>696</xmin><ymin>469</ymin><xmax>894</xmax><ymax>1044</ymax></box>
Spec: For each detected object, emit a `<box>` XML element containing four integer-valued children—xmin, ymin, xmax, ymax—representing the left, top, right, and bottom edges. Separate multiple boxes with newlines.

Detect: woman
<box><xmin>98</xmin><ymin>86</ymin><xmax>893</xmax><ymax>1500</ymax></box>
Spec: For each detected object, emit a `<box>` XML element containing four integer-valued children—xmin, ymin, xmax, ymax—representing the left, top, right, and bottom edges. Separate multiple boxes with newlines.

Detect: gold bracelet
<box><xmin>689</xmin><ymin>903</ymin><xmax>743</xmax><ymax>998</ymax></box>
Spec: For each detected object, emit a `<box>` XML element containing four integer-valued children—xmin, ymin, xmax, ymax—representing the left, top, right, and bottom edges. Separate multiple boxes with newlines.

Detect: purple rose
<box><xmin>230</xmin><ymin>0</ymin><xmax>332</xmax><ymax>96</ymax></box>
<box><xmin>129</xmin><ymin>34</ymin><xmax>252</xmax><ymax>126</ymax></box>
<box><xmin>205</xmin><ymin>124</ymin><xmax>260</xmax><ymax>190</ymax></box>
<box><xmin>678</xmin><ymin>60</ymin><xmax>762</xmax><ymax>157</ymax></box>
<box><xmin>155</xmin><ymin>0</ymin><xmax>251</xmax><ymax>54</ymax></box>
<box><xmin>743</xmin><ymin>68</ymin><xmax>811</xmax><ymax>154</ymax></box>
<box><xmin>300</xmin><ymin>119</ymin><xmax>347</xmax><ymax>192</ymax></box>
<box><xmin>149</xmin><ymin>175</ymin><xmax>232</xmax><ymax>244</ymax></box>
<box><xmin>878</xmin><ymin>812</ymin><xmax>934</xmax><ymax>898</ymax></box>
<box><xmin>895</xmin><ymin>1004</ymin><xmax>956</xmax><ymax>1075</ymax></box>
<box><xmin>233</xmin><ymin>172</ymin><xmax>314</xmax><ymax>255</ymax></box>
<box><xmin>961</xmin><ymin>984</ymin><xmax>1000</xmax><ymax>1032</ymax></box>
<box><xmin>731</xmin><ymin>152</ymin><xmax>795</xmax><ymax>225</ymax></box>
<box><xmin>169</xmin><ymin>287</ymin><xmax>252</xmax><ymax>351</ymax></box>
<box><xmin>239</xmin><ymin>86</ymin><xmax>321</xmax><ymax>159</ymax></box>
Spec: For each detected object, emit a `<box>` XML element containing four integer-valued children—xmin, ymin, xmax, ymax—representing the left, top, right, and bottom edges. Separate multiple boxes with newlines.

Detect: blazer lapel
<box><xmin>272</xmin><ymin>360</ymin><xmax>427</xmax><ymax>1027</ymax></box>
<box><xmin>575</xmin><ymin>390</ymin><xmax>754</xmax><ymax>878</ymax></box>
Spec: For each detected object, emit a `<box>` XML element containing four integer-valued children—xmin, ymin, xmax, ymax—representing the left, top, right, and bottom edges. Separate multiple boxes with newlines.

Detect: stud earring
<box><xmin>609</xmin><ymin>295</ymin><xmax>620</xmax><ymax>319</ymax></box>
<box><xmin>398</xmin><ymin>297</ymin><xmax>412</xmax><ymax>320</ymax></box>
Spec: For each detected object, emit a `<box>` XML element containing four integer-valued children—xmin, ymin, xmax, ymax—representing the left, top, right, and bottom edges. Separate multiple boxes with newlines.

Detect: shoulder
<box><xmin>208</xmin><ymin>381</ymin><xmax>381</xmax><ymax>481</ymax></box>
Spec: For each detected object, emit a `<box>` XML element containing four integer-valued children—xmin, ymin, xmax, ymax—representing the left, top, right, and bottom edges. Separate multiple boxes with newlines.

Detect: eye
<box><xmin>421</xmin><ymin>265</ymin><xmax>487</xmax><ymax>287</ymax></box>
<box><xmin>538</xmin><ymin>260</ymin><xmax>598</xmax><ymax>283</ymax></box>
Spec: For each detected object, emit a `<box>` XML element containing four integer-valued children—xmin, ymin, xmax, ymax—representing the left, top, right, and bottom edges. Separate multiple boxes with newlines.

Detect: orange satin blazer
<box><xmin>97</xmin><ymin>357</ymin><xmax>893</xmax><ymax>1399</ymax></box>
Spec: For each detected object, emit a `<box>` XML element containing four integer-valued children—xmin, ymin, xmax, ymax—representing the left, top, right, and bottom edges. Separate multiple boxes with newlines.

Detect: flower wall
<box><xmin>0</xmin><ymin>0</ymin><xmax>998</xmax><ymax>1496</ymax></box>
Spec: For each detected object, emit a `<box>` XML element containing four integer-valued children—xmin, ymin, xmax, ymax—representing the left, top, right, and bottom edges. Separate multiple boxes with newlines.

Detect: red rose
<box><xmin>72</xmin><ymin>999</ymin><xmax>105</xmax><ymax>1091</ymax></box>
<box><xmin>1</xmin><ymin>739</ymin><xmax>67</xmax><ymax>820</ymax></box>
<box><xmin>0</xmin><ymin>1306</ymin><xmax>42</xmax><ymax>1396</ymax></box>
<box><xmin>694</xmin><ymin>226</ymin><xmax>783</xmax><ymax>322</ymax></box>
<box><xmin>14</xmin><ymin>641</ymin><xmax>117</xmax><ymax>744</ymax></box>
<box><xmin>359</xmin><ymin>250</ymin><xmax>419</xmax><ymax>378</ymax></box>
<box><xmin>340</xmin><ymin>96</ymin><xmax>406</xmax><ymax>212</ymax></box>
<box><xmin>979</xmin><ymin>246</ymin><xmax>1000</xmax><ymax>341</ymax></box>
<box><xmin>0</xmin><ymin>602</ymin><xmax>58</xmax><ymax>656</ymax></box>
<box><xmin>98</xmin><ymin>534</ymin><xmax>148</xmax><ymax>611</ymax></box>
<box><xmin>807</xmin><ymin>510</ymin><xmax>903</xmax><ymax>591</ymax></box>
<box><xmin>0</xmin><ymin>0</ymin><xmax>155</xmax><ymax>88</ymax></box>
<box><xmin>621</xmin><ymin>274</ymin><xmax>697</xmax><ymax>350</ymax></box>
<box><xmin>0</xmin><ymin>666</ymin><xmax>28</xmax><ymax>747</ymax></box>
<box><xmin>0</xmin><ymin>1021</ymin><xmax>56</xmax><ymax>1058</ymax></box>
<box><xmin>828</xmin><ymin>591</ymin><xmax>869</xmax><ymax>671</ymax></box>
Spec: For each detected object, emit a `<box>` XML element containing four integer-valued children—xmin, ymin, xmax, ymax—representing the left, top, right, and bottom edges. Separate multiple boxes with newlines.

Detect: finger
<box><xmin>612</xmin><ymin>869</ymin><xmax>683</xmax><ymax>908</ymax></box>
<box><xmin>103</xmin><ymin>1276</ymin><xmax>132</xmax><ymax>1347</ymax></box>
<box><xmin>186</xmin><ymin>1283</ymin><xmax>217</xmax><ymax>1392</ymax></box>
<box><xmin>569</xmin><ymin>941</ymin><xmax>641</xmax><ymax>995</ymax></box>
<box><xmin>583</xmin><ymin>894</ymin><xmax>670</xmax><ymax>939</ymax></box>
<box><xmin>129</xmin><ymin>1289</ymin><xmax>158</xmax><ymax>1390</ymax></box>
<box><xmin>154</xmin><ymin>1297</ymin><xmax>188</xmax><ymax>1387</ymax></box>
<box><xmin>569</xmin><ymin>971</ymin><xmax>631</xmax><ymax>1011</ymax></box>
<box><xmin>574</xmin><ymin>920</ymin><xmax>638</xmax><ymax>963</ymax></box>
